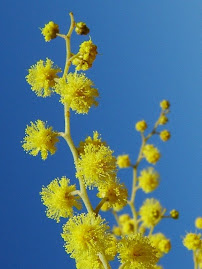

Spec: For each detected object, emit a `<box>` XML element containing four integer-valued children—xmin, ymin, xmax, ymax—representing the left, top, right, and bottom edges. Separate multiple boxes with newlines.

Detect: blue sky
<box><xmin>1</xmin><ymin>0</ymin><xmax>201</xmax><ymax>268</ymax></box>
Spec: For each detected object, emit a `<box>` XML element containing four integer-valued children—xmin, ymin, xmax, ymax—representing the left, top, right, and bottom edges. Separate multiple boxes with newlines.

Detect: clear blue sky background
<box><xmin>1</xmin><ymin>0</ymin><xmax>201</xmax><ymax>268</ymax></box>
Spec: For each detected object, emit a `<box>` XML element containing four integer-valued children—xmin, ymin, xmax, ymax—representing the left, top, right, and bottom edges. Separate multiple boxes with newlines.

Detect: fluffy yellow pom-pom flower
<box><xmin>97</xmin><ymin>180</ymin><xmax>128</xmax><ymax>211</ymax></box>
<box><xmin>149</xmin><ymin>233</ymin><xmax>171</xmax><ymax>258</ymax></box>
<box><xmin>26</xmin><ymin>58</ymin><xmax>61</xmax><ymax>97</ymax></box>
<box><xmin>72</xmin><ymin>40</ymin><xmax>98</xmax><ymax>70</ymax></box>
<box><xmin>160</xmin><ymin>130</ymin><xmax>171</xmax><ymax>142</ymax></box>
<box><xmin>77</xmin><ymin>131</ymin><xmax>106</xmax><ymax>155</ymax></box>
<box><xmin>160</xmin><ymin>100</ymin><xmax>170</xmax><ymax>110</ymax></box>
<box><xmin>41</xmin><ymin>21</ymin><xmax>59</xmax><ymax>42</ymax></box>
<box><xmin>54</xmin><ymin>73</ymin><xmax>99</xmax><ymax>114</ymax></box>
<box><xmin>118</xmin><ymin>234</ymin><xmax>158</xmax><ymax>269</ymax></box>
<box><xmin>40</xmin><ymin>177</ymin><xmax>82</xmax><ymax>223</ymax></box>
<box><xmin>143</xmin><ymin>144</ymin><xmax>161</xmax><ymax>164</ymax></box>
<box><xmin>138</xmin><ymin>167</ymin><xmax>160</xmax><ymax>193</ymax></box>
<box><xmin>22</xmin><ymin>120</ymin><xmax>59</xmax><ymax>160</ymax></box>
<box><xmin>117</xmin><ymin>155</ymin><xmax>131</xmax><ymax>168</ymax></box>
<box><xmin>139</xmin><ymin>198</ymin><xmax>165</xmax><ymax>228</ymax></box>
<box><xmin>135</xmin><ymin>120</ymin><xmax>147</xmax><ymax>132</ymax></box>
<box><xmin>195</xmin><ymin>217</ymin><xmax>202</xmax><ymax>229</ymax></box>
<box><xmin>76</xmin><ymin>143</ymin><xmax>117</xmax><ymax>188</ymax></box>
<box><xmin>183</xmin><ymin>233</ymin><xmax>202</xmax><ymax>250</ymax></box>
<box><xmin>61</xmin><ymin>213</ymin><xmax>112</xmax><ymax>259</ymax></box>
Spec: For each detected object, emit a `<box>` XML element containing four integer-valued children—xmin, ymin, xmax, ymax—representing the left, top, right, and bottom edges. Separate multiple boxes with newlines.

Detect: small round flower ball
<box><xmin>158</xmin><ymin>114</ymin><xmax>168</xmax><ymax>125</ymax></box>
<box><xmin>41</xmin><ymin>21</ymin><xmax>59</xmax><ymax>42</ymax></box>
<box><xmin>160</xmin><ymin>100</ymin><xmax>170</xmax><ymax>110</ymax></box>
<box><xmin>195</xmin><ymin>217</ymin><xmax>202</xmax><ymax>229</ymax></box>
<box><xmin>118</xmin><ymin>234</ymin><xmax>158</xmax><ymax>269</ymax></box>
<box><xmin>113</xmin><ymin>226</ymin><xmax>122</xmax><ymax>236</ymax></box>
<box><xmin>160</xmin><ymin>130</ymin><xmax>171</xmax><ymax>142</ymax></box>
<box><xmin>183</xmin><ymin>233</ymin><xmax>202</xmax><ymax>250</ymax></box>
<box><xmin>119</xmin><ymin>214</ymin><xmax>131</xmax><ymax>225</ymax></box>
<box><xmin>22</xmin><ymin>120</ymin><xmax>59</xmax><ymax>160</ymax></box>
<box><xmin>138</xmin><ymin>167</ymin><xmax>160</xmax><ymax>193</ymax></box>
<box><xmin>149</xmin><ymin>233</ymin><xmax>171</xmax><ymax>258</ymax></box>
<box><xmin>122</xmin><ymin>219</ymin><xmax>135</xmax><ymax>235</ymax></box>
<box><xmin>170</xmin><ymin>209</ymin><xmax>179</xmax><ymax>219</ymax></box>
<box><xmin>135</xmin><ymin>120</ymin><xmax>147</xmax><ymax>132</ymax></box>
<box><xmin>139</xmin><ymin>198</ymin><xmax>165</xmax><ymax>228</ymax></box>
<box><xmin>75</xmin><ymin>22</ymin><xmax>90</xmax><ymax>35</ymax></box>
<box><xmin>117</xmin><ymin>155</ymin><xmax>131</xmax><ymax>168</ymax></box>
<box><xmin>143</xmin><ymin>144</ymin><xmax>161</xmax><ymax>164</ymax></box>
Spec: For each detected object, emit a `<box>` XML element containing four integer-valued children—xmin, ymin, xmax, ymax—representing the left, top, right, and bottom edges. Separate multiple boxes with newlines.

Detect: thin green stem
<box><xmin>193</xmin><ymin>251</ymin><xmax>198</xmax><ymax>269</ymax></box>
<box><xmin>98</xmin><ymin>252</ymin><xmax>111</xmax><ymax>269</ymax></box>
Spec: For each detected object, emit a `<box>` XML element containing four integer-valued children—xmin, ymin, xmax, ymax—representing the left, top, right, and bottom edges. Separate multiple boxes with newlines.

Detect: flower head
<box><xmin>41</xmin><ymin>21</ymin><xmax>59</xmax><ymax>42</ymax></box>
<box><xmin>139</xmin><ymin>198</ymin><xmax>165</xmax><ymax>228</ymax></box>
<box><xmin>54</xmin><ymin>73</ymin><xmax>99</xmax><ymax>114</ymax></box>
<box><xmin>183</xmin><ymin>233</ymin><xmax>202</xmax><ymax>250</ymax></box>
<box><xmin>135</xmin><ymin>120</ymin><xmax>147</xmax><ymax>132</ymax></box>
<box><xmin>77</xmin><ymin>131</ymin><xmax>106</xmax><ymax>155</ymax></box>
<box><xmin>117</xmin><ymin>155</ymin><xmax>131</xmax><ymax>168</ymax></box>
<box><xmin>22</xmin><ymin>120</ymin><xmax>59</xmax><ymax>160</ymax></box>
<box><xmin>170</xmin><ymin>209</ymin><xmax>179</xmax><ymax>219</ymax></box>
<box><xmin>149</xmin><ymin>233</ymin><xmax>171</xmax><ymax>258</ymax></box>
<box><xmin>75</xmin><ymin>22</ymin><xmax>90</xmax><ymax>35</ymax></box>
<box><xmin>61</xmin><ymin>213</ymin><xmax>112</xmax><ymax>259</ymax></box>
<box><xmin>40</xmin><ymin>177</ymin><xmax>81</xmax><ymax>223</ymax></box>
<box><xmin>158</xmin><ymin>114</ymin><xmax>168</xmax><ymax>125</ymax></box>
<box><xmin>160</xmin><ymin>100</ymin><xmax>170</xmax><ymax>110</ymax></box>
<box><xmin>160</xmin><ymin>130</ymin><xmax>171</xmax><ymax>142</ymax></box>
<box><xmin>72</xmin><ymin>40</ymin><xmax>98</xmax><ymax>70</ymax></box>
<box><xmin>97</xmin><ymin>180</ymin><xmax>128</xmax><ymax>211</ymax></box>
<box><xmin>26</xmin><ymin>58</ymin><xmax>61</xmax><ymax>97</ymax></box>
<box><xmin>143</xmin><ymin>144</ymin><xmax>161</xmax><ymax>165</ymax></box>
<box><xmin>76</xmin><ymin>143</ymin><xmax>117</xmax><ymax>188</ymax></box>
<box><xmin>138</xmin><ymin>167</ymin><xmax>160</xmax><ymax>193</ymax></box>
<box><xmin>118</xmin><ymin>234</ymin><xmax>158</xmax><ymax>269</ymax></box>
<box><xmin>195</xmin><ymin>217</ymin><xmax>202</xmax><ymax>229</ymax></box>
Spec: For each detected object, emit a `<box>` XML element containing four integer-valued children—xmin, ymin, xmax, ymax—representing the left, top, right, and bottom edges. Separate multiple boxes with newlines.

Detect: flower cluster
<box><xmin>22</xmin><ymin>12</ymin><xmax>182</xmax><ymax>269</ymax></box>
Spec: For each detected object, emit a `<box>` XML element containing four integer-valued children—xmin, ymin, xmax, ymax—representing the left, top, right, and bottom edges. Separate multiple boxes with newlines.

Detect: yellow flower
<box><xmin>61</xmin><ymin>213</ymin><xmax>112</xmax><ymax>259</ymax></box>
<box><xmin>119</xmin><ymin>214</ymin><xmax>131</xmax><ymax>225</ymax></box>
<box><xmin>160</xmin><ymin>100</ymin><xmax>170</xmax><ymax>110</ymax></box>
<box><xmin>183</xmin><ymin>233</ymin><xmax>202</xmax><ymax>250</ymax></box>
<box><xmin>54</xmin><ymin>73</ymin><xmax>99</xmax><ymax>114</ymax></box>
<box><xmin>195</xmin><ymin>217</ymin><xmax>202</xmax><ymax>229</ymax></box>
<box><xmin>26</xmin><ymin>58</ymin><xmax>61</xmax><ymax>97</ymax></box>
<box><xmin>170</xmin><ymin>209</ymin><xmax>179</xmax><ymax>219</ymax></box>
<box><xmin>75</xmin><ymin>22</ymin><xmax>90</xmax><ymax>35</ymax></box>
<box><xmin>154</xmin><ymin>265</ymin><xmax>163</xmax><ymax>269</ymax></box>
<box><xmin>149</xmin><ymin>233</ymin><xmax>171</xmax><ymax>258</ymax></box>
<box><xmin>76</xmin><ymin>144</ymin><xmax>117</xmax><ymax>188</ymax></box>
<box><xmin>22</xmin><ymin>120</ymin><xmax>59</xmax><ymax>160</ymax></box>
<box><xmin>113</xmin><ymin>226</ymin><xmax>122</xmax><ymax>236</ymax></box>
<box><xmin>143</xmin><ymin>144</ymin><xmax>161</xmax><ymax>164</ymax></box>
<box><xmin>160</xmin><ymin>130</ymin><xmax>171</xmax><ymax>142</ymax></box>
<box><xmin>97</xmin><ymin>180</ymin><xmax>128</xmax><ymax>211</ymax></box>
<box><xmin>122</xmin><ymin>219</ymin><xmax>135</xmax><ymax>235</ymax></box>
<box><xmin>72</xmin><ymin>40</ymin><xmax>98</xmax><ymax>70</ymax></box>
<box><xmin>117</xmin><ymin>155</ymin><xmax>131</xmax><ymax>168</ymax></box>
<box><xmin>41</xmin><ymin>21</ymin><xmax>59</xmax><ymax>42</ymax></box>
<box><xmin>139</xmin><ymin>198</ymin><xmax>165</xmax><ymax>228</ymax></box>
<box><xmin>40</xmin><ymin>177</ymin><xmax>81</xmax><ymax>223</ymax></box>
<box><xmin>138</xmin><ymin>167</ymin><xmax>160</xmax><ymax>193</ymax></box>
<box><xmin>158</xmin><ymin>114</ymin><xmax>168</xmax><ymax>125</ymax></box>
<box><xmin>77</xmin><ymin>131</ymin><xmax>106</xmax><ymax>155</ymax></box>
<box><xmin>118</xmin><ymin>234</ymin><xmax>158</xmax><ymax>269</ymax></box>
<box><xmin>135</xmin><ymin>120</ymin><xmax>147</xmax><ymax>132</ymax></box>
